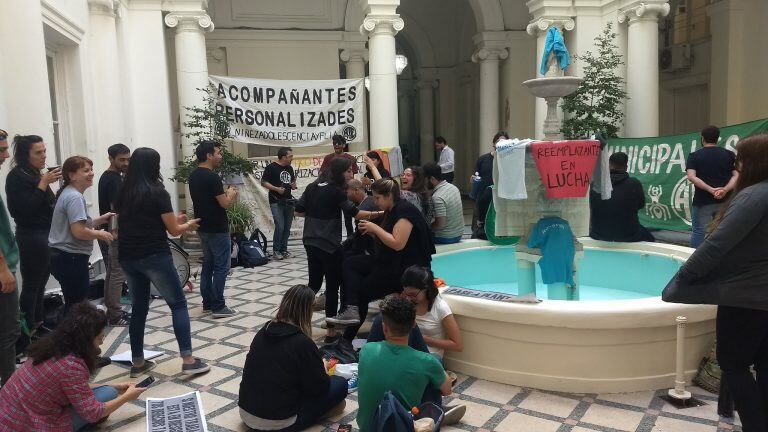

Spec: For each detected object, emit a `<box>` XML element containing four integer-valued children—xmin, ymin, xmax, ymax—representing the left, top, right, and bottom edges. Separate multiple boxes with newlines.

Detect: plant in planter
<box><xmin>561</xmin><ymin>23</ymin><xmax>628</xmax><ymax>139</ymax></box>
<box><xmin>227</xmin><ymin>200</ymin><xmax>256</xmax><ymax>236</ymax></box>
<box><xmin>171</xmin><ymin>86</ymin><xmax>255</xmax><ymax>184</ymax></box>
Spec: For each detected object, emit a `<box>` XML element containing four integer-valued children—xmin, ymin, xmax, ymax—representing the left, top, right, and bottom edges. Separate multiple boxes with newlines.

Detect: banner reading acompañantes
<box><xmin>606</xmin><ymin>118</ymin><xmax>768</xmax><ymax>231</ymax></box>
<box><xmin>209</xmin><ymin>75</ymin><xmax>365</xmax><ymax>147</ymax></box>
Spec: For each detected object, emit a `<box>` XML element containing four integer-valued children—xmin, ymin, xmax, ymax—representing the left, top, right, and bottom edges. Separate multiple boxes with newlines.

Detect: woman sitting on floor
<box><xmin>239</xmin><ymin>284</ymin><xmax>348</xmax><ymax>432</ymax></box>
<box><xmin>0</xmin><ymin>302</ymin><xmax>146</xmax><ymax>431</ymax></box>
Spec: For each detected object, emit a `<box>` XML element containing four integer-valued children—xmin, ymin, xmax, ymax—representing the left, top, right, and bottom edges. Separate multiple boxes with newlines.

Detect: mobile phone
<box><xmin>47</xmin><ymin>166</ymin><xmax>60</xmax><ymax>172</ymax></box>
<box><xmin>136</xmin><ymin>376</ymin><xmax>156</xmax><ymax>388</ymax></box>
<box><xmin>336</xmin><ymin>425</ymin><xmax>352</xmax><ymax>432</ymax></box>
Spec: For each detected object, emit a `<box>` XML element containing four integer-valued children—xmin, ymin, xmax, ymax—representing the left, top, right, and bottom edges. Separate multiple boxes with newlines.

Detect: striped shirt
<box><xmin>431</xmin><ymin>181</ymin><xmax>464</xmax><ymax>239</ymax></box>
<box><xmin>0</xmin><ymin>354</ymin><xmax>105</xmax><ymax>431</ymax></box>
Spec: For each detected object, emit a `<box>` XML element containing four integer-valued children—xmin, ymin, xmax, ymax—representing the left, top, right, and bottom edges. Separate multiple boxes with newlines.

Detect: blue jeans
<box><xmin>270</xmin><ymin>201</ymin><xmax>294</xmax><ymax>254</ymax></box>
<box><xmin>367</xmin><ymin>315</ymin><xmax>443</xmax><ymax>407</ymax></box>
<box><xmin>121</xmin><ymin>252</ymin><xmax>193</xmax><ymax>362</ymax></box>
<box><xmin>691</xmin><ymin>203</ymin><xmax>722</xmax><ymax>248</ymax></box>
<box><xmin>198</xmin><ymin>232</ymin><xmax>231</xmax><ymax>312</ymax></box>
<box><xmin>71</xmin><ymin>385</ymin><xmax>118</xmax><ymax>431</ymax></box>
<box><xmin>245</xmin><ymin>375</ymin><xmax>348</xmax><ymax>432</ymax></box>
<box><xmin>434</xmin><ymin>235</ymin><xmax>462</xmax><ymax>245</ymax></box>
<box><xmin>49</xmin><ymin>248</ymin><xmax>91</xmax><ymax>316</ymax></box>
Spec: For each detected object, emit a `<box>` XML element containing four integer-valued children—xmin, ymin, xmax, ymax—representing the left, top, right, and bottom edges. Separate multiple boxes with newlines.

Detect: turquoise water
<box><xmin>431</xmin><ymin>247</ymin><xmax>683</xmax><ymax>301</ymax></box>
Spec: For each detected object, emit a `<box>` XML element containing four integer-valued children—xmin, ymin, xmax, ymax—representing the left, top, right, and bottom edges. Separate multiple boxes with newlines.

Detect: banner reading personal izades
<box><xmin>208</xmin><ymin>75</ymin><xmax>365</xmax><ymax>147</ymax></box>
<box><xmin>606</xmin><ymin>118</ymin><xmax>768</xmax><ymax>231</ymax></box>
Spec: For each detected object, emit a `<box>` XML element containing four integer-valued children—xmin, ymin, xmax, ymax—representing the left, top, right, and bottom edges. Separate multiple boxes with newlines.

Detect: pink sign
<box><xmin>531</xmin><ymin>140</ymin><xmax>601</xmax><ymax>198</ymax></box>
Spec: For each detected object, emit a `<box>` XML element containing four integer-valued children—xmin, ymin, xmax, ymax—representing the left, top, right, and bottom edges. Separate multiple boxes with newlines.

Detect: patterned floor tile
<box><xmin>93</xmin><ymin>249</ymin><xmax>737</xmax><ymax>432</ymax></box>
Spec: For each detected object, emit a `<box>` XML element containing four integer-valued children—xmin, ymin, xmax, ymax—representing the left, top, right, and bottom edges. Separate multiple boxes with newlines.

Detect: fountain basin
<box><xmin>433</xmin><ymin>239</ymin><xmax>716</xmax><ymax>393</ymax></box>
<box><xmin>522</xmin><ymin>76</ymin><xmax>583</xmax><ymax>99</ymax></box>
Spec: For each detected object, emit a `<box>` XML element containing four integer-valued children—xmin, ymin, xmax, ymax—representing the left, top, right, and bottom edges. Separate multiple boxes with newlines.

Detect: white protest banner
<box><xmin>209</xmin><ymin>75</ymin><xmax>365</xmax><ymax>147</ymax></box>
<box><xmin>146</xmin><ymin>391</ymin><xmax>208</xmax><ymax>432</ymax></box>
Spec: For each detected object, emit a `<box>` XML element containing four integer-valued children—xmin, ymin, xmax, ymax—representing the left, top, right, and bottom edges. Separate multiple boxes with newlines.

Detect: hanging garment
<box><xmin>540</xmin><ymin>27</ymin><xmax>571</xmax><ymax>76</ymax></box>
<box><xmin>495</xmin><ymin>139</ymin><xmax>531</xmax><ymax>200</ymax></box>
<box><xmin>527</xmin><ymin>217</ymin><xmax>575</xmax><ymax>286</ymax></box>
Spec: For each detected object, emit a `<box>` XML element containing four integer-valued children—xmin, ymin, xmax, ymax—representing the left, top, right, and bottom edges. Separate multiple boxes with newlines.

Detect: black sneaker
<box><xmin>96</xmin><ymin>356</ymin><xmax>112</xmax><ymax>369</ymax></box>
<box><xmin>181</xmin><ymin>358</ymin><xmax>211</xmax><ymax>375</ymax></box>
<box><xmin>212</xmin><ymin>307</ymin><xmax>237</xmax><ymax>318</ymax></box>
<box><xmin>130</xmin><ymin>360</ymin><xmax>156</xmax><ymax>378</ymax></box>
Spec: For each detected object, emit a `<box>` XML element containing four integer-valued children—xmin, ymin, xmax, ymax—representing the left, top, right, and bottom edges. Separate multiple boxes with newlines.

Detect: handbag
<box><xmin>319</xmin><ymin>337</ymin><xmax>358</xmax><ymax>364</ymax></box>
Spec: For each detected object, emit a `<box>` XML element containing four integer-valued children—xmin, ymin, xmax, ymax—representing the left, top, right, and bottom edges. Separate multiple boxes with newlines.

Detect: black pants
<box><xmin>341</xmin><ymin>254</ymin><xmax>401</xmax><ymax>341</ymax></box>
<box><xmin>305</xmin><ymin>245</ymin><xmax>342</xmax><ymax>318</ymax></box>
<box><xmin>17</xmin><ymin>229</ymin><xmax>51</xmax><ymax>328</ymax></box>
<box><xmin>717</xmin><ymin>305</ymin><xmax>768</xmax><ymax>432</ymax></box>
<box><xmin>49</xmin><ymin>248</ymin><xmax>90</xmax><ymax>316</ymax></box>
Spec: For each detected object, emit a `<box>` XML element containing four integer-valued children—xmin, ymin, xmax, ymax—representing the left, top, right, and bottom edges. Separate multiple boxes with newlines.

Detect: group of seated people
<box><xmin>239</xmin><ymin>269</ymin><xmax>466</xmax><ymax>431</ymax></box>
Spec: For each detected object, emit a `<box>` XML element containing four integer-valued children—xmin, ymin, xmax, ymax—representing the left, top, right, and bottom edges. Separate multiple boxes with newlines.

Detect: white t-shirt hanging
<box><xmin>415</xmin><ymin>294</ymin><xmax>453</xmax><ymax>358</ymax></box>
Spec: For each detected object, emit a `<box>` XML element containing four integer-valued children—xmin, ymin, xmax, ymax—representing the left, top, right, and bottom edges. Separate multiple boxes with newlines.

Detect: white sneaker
<box><xmin>442</xmin><ymin>404</ymin><xmax>467</xmax><ymax>425</ymax></box>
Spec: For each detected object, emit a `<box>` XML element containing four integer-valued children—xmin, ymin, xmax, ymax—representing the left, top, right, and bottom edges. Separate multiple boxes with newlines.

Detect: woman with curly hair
<box><xmin>0</xmin><ymin>302</ymin><xmax>146</xmax><ymax>431</ymax></box>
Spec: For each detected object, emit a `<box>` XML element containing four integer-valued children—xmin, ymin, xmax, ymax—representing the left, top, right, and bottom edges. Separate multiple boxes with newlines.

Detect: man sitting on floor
<box><xmin>589</xmin><ymin>152</ymin><xmax>655</xmax><ymax>242</ymax></box>
<box><xmin>356</xmin><ymin>296</ymin><xmax>456</xmax><ymax>431</ymax></box>
<box><xmin>423</xmin><ymin>162</ymin><xmax>464</xmax><ymax>244</ymax></box>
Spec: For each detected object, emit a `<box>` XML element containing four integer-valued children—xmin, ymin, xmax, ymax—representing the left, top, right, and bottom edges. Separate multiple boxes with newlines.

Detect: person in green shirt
<box><xmin>0</xmin><ymin>129</ymin><xmax>21</xmax><ymax>386</ymax></box>
<box><xmin>356</xmin><ymin>295</ymin><xmax>452</xmax><ymax>431</ymax></box>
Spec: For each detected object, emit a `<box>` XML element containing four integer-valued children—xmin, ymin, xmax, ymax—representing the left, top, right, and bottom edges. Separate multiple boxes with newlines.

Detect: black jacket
<box><xmin>239</xmin><ymin>321</ymin><xmax>329</xmax><ymax>421</ymax></box>
<box><xmin>6</xmin><ymin>166</ymin><xmax>55</xmax><ymax>231</ymax></box>
<box><xmin>589</xmin><ymin>171</ymin><xmax>652</xmax><ymax>242</ymax></box>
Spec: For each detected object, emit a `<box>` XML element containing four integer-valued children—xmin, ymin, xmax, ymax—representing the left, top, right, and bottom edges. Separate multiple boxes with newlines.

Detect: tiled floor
<box><xmin>93</xmin><ymin>248</ymin><xmax>741</xmax><ymax>432</ymax></box>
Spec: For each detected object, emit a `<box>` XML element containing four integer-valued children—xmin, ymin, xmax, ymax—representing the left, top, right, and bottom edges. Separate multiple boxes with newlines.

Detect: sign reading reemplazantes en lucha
<box><xmin>208</xmin><ymin>75</ymin><xmax>365</xmax><ymax>147</ymax></box>
<box><xmin>606</xmin><ymin>118</ymin><xmax>768</xmax><ymax>231</ymax></box>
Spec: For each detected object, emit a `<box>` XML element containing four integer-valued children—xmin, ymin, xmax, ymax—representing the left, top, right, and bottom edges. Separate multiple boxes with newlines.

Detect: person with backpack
<box><xmin>239</xmin><ymin>284</ymin><xmax>347</xmax><ymax>431</ymax></box>
<box><xmin>357</xmin><ymin>295</ymin><xmax>453</xmax><ymax>431</ymax></box>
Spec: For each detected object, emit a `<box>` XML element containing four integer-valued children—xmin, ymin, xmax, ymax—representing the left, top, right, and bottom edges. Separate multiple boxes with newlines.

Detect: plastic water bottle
<box><xmin>347</xmin><ymin>373</ymin><xmax>358</xmax><ymax>391</ymax></box>
<box><xmin>470</xmin><ymin>172</ymin><xmax>482</xmax><ymax>200</ymax></box>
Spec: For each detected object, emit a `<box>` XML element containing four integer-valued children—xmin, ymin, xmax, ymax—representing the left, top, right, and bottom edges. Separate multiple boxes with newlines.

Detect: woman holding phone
<box><xmin>6</xmin><ymin>135</ymin><xmax>60</xmax><ymax>333</ymax></box>
<box><xmin>115</xmin><ymin>147</ymin><xmax>210</xmax><ymax>378</ymax></box>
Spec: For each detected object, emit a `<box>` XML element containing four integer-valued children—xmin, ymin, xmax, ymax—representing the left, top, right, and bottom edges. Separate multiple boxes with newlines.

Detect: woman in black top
<box><xmin>295</xmin><ymin>157</ymin><xmax>381</xmax><ymax>321</ymax></box>
<box><xmin>239</xmin><ymin>284</ymin><xmax>347</xmax><ymax>431</ymax></box>
<box><xmin>361</xmin><ymin>151</ymin><xmax>390</xmax><ymax>194</ymax></box>
<box><xmin>329</xmin><ymin>178</ymin><xmax>436</xmax><ymax>341</ymax></box>
<box><xmin>6</xmin><ymin>135</ymin><xmax>60</xmax><ymax>332</ymax></box>
<box><xmin>114</xmin><ymin>148</ymin><xmax>209</xmax><ymax>378</ymax></box>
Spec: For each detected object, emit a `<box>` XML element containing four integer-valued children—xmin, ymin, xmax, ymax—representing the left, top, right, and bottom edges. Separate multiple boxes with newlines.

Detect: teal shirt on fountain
<box><xmin>527</xmin><ymin>217</ymin><xmax>575</xmax><ymax>286</ymax></box>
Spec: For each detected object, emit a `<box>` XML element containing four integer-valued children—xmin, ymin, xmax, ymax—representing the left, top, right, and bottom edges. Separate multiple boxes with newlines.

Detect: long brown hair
<box><xmin>56</xmin><ymin>156</ymin><xmax>93</xmax><ymax>198</ymax></box>
<box><xmin>273</xmin><ymin>284</ymin><xmax>315</xmax><ymax>337</ymax></box>
<box><xmin>710</xmin><ymin>134</ymin><xmax>768</xmax><ymax>232</ymax></box>
<box><xmin>27</xmin><ymin>302</ymin><xmax>107</xmax><ymax>373</ymax></box>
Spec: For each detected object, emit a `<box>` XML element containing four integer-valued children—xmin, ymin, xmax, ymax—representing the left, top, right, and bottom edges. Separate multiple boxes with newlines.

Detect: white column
<box><xmin>501</xmin><ymin>31</ymin><xmax>536</xmax><ymax>138</ymax></box>
<box><xmin>619</xmin><ymin>2</ymin><xmax>670</xmax><ymax>137</ymax></box>
<box><xmin>0</xmin><ymin>0</ymin><xmax>54</xmax><ymax>141</ymax></box>
<box><xmin>707</xmin><ymin>0</ymin><xmax>745</xmax><ymax>125</ymax></box>
<box><xmin>397</xmin><ymin>82</ymin><xmax>413</xmax><ymax>148</ymax></box>
<box><xmin>526</xmin><ymin>18</ymin><xmax>575</xmax><ymax>140</ymax></box>
<box><xmin>361</xmin><ymin>15</ymin><xmax>403</xmax><ymax>150</ymax></box>
<box><xmin>340</xmin><ymin>48</ymin><xmax>369</xmax><ymax>152</ymax></box>
<box><xmin>165</xmin><ymin>12</ymin><xmax>214</xmax><ymax>158</ymax></box>
<box><xmin>119</xmin><ymin>2</ymin><xmax>177</xmax><ymax>207</ymax></box>
<box><xmin>416</xmin><ymin>75</ymin><xmax>437</xmax><ymax>165</ymax></box>
<box><xmin>86</xmin><ymin>0</ymin><xmax>125</xmax><ymax>161</ymax></box>
<box><xmin>472</xmin><ymin>46</ymin><xmax>507</xmax><ymax>154</ymax></box>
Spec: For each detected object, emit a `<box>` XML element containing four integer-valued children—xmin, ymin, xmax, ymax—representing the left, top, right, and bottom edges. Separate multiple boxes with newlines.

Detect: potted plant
<box><xmin>227</xmin><ymin>200</ymin><xmax>256</xmax><ymax>236</ymax></box>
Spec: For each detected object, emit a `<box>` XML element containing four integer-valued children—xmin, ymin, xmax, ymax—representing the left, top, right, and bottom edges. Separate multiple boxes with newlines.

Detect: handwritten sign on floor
<box><xmin>442</xmin><ymin>287</ymin><xmax>541</xmax><ymax>304</ymax></box>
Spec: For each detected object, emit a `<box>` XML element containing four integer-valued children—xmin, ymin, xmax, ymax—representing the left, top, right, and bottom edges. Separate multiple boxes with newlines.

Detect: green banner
<box><xmin>606</xmin><ymin>118</ymin><xmax>768</xmax><ymax>231</ymax></box>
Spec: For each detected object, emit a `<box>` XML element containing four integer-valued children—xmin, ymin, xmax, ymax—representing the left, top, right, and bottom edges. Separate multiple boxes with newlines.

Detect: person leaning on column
<box><xmin>0</xmin><ymin>129</ymin><xmax>20</xmax><ymax>388</ymax></box>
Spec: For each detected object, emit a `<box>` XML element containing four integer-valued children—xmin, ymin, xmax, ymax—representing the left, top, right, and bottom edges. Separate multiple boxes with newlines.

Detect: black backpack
<box><xmin>231</xmin><ymin>229</ymin><xmax>269</xmax><ymax>268</ymax></box>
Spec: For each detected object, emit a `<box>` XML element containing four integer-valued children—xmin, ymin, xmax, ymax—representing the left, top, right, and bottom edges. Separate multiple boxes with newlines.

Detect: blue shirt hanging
<box><xmin>540</xmin><ymin>27</ymin><xmax>571</xmax><ymax>76</ymax></box>
<box><xmin>527</xmin><ymin>216</ymin><xmax>575</xmax><ymax>286</ymax></box>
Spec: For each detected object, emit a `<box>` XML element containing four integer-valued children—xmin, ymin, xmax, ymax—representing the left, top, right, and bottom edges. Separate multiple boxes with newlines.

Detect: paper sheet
<box><xmin>110</xmin><ymin>349</ymin><xmax>164</xmax><ymax>363</ymax></box>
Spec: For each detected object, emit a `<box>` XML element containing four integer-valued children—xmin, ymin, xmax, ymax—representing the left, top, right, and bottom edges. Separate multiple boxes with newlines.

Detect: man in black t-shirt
<box><xmin>98</xmin><ymin>143</ymin><xmax>130</xmax><ymax>326</ymax></box>
<box><xmin>261</xmin><ymin>147</ymin><xmax>297</xmax><ymax>259</ymax></box>
<box><xmin>686</xmin><ymin>125</ymin><xmax>738</xmax><ymax>247</ymax></box>
<box><xmin>471</xmin><ymin>131</ymin><xmax>508</xmax><ymax>238</ymax></box>
<box><xmin>189</xmin><ymin>140</ymin><xmax>238</xmax><ymax>318</ymax></box>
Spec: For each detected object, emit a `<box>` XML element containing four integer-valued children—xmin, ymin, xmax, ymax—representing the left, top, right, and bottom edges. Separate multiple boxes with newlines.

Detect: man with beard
<box><xmin>98</xmin><ymin>144</ymin><xmax>131</xmax><ymax>326</ymax></box>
